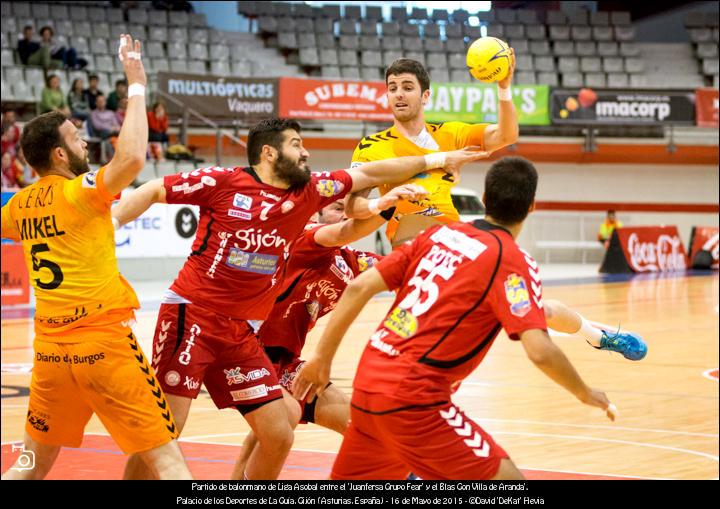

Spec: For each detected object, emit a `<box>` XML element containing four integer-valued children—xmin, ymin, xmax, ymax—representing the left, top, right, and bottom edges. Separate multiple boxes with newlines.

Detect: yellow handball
<box><xmin>466</xmin><ymin>37</ymin><xmax>511</xmax><ymax>83</ymax></box>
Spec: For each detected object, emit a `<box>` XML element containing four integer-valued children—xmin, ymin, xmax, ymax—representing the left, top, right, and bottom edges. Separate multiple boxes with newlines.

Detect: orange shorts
<box><xmin>27</xmin><ymin>331</ymin><xmax>179</xmax><ymax>454</ymax></box>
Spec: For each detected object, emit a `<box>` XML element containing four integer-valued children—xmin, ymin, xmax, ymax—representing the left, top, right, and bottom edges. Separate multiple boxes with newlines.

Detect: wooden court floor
<box><xmin>2</xmin><ymin>273</ymin><xmax>718</xmax><ymax>480</ymax></box>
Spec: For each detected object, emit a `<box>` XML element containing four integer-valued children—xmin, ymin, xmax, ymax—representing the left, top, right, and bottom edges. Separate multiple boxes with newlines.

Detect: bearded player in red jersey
<box><xmin>230</xmin><ymin>184</ymin><xmax>427</xmax><ymax>479</ymax></box>
<box><xmin>294</xmin><ymin>157</ymin><xmax>616</xmax><ymax>480</ymax></box>
<box><xmin>112</xmin><ymin>118</ymin><xmax>488</xmax><ymax>479</ymax></box>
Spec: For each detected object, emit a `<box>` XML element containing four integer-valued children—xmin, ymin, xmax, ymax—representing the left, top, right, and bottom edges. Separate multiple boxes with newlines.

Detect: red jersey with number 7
<box><xmin>162</xmin><ymin>166</ymin><xmax>352</xmax><ymax>320</ymax></box>
<box><xmin>354</xmin><ymin>220</ymin><xmax>547</xmax><ymax>402</ymax></box>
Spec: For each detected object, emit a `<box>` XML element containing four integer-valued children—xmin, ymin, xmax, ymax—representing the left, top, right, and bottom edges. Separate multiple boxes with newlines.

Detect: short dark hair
<box><xmin>23</xmin><ymin>25</ymin><xmax>33</xmax><ymax>32</ymax></box>
<box><xmin>385</xmin><ymin>58</ymin><xmax>430</xmax><ymax>93</ymax></box>
<box><xmin>88</xmin><ymin>74</ymin><xmax>99</xmax><ymax>82</ymax></box>
<box><xmin>40</xmin><ymin>26</ymin><xmax>53</xmax><ymax>37</ymax></box>
<box><xmin>247</xmin><ymin>118</ymin><xmax>301</xmax><ymax>166</ymax></box>
<box><xmin>483</xmin><ymin>157</ymin><xmax>538</xmax><ymax>226</ymax></box>
<box><xmin>45</xmin><ymin>74</ymin><xmax>59</xmax><ymax>87</ymax></box>
<box><xmin>115</xmin><ymin>79</ymin><xmax>128</xmax><ymax>87</ymax></box>
<box><xmin>20</xmin><ymin>112</ymin><xmax>68</xmax><ymax>174</ymax></box>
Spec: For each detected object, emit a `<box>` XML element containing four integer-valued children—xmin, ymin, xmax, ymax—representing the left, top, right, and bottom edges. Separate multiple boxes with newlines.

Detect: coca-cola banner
<box><xmin>552</xmin><ymin>88</ymin><xmax>696</xmax><ymax>125</ymax></box>
<box><xmin>278</xmin><ymin>77</ymin><xmax>392</xmax><ymax>121</ymax></box>
<box><xmin>695</xmin><ymin>88</ymin><xmax>719</xmax><ymax>128</ymax></box>
<box><xmin>600</xmin><ymin>226</ymin><xmax>688</xmax><ymax>274</ymax></box>
<box><xmin>688</xmin><ymin>226</ymin><xmax>719</xmax><ymax>269</ymax></box>
<box><xmin>157</xmin><ymin>72</ymin><xmax>279</xmax><ymax>121</ymax></box>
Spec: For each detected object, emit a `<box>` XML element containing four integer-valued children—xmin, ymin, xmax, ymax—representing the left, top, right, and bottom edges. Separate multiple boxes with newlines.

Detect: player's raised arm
<box><xmin>348</xmin><ymin>148</ymin><xmax>489</xmax><ymax>193</ymax></box>
<box><xmin>102</xmin><ymin>34</ymin><xmax>148</xmax><ymax>196</ymax></box>
<box><xmin>112</xmin><ymin>178</ymin><xmax>167</xmax><ymax>228</ymax></box>
<box><xmin>520</xmin><ymin>328</ymin><xmax>616</xmax><ymax>421</ymax></box>
<box><xmin>313</xmin><ymin>184</ymin><xmax>427</xmax><ymax>247</ymax></box>
<box><xmin>482</xmin><ymin>48</ymin><xmax>519</xmax><ymax>153</ymax></box>
<box><xmin>293</xmin><ymin>268</ymin><xmax>390</xmax><ymax>403</ymax></box>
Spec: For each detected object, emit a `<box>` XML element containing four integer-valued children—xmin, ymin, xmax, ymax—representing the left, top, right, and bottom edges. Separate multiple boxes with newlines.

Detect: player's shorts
<box><xmin>152</xmin><ymin>303</ymin><xmax>282</xmax><ymax>411</ymax></box>
<box><xmin>28</xmin><ymin>331</ymin><xmax>179</xmax><ymax>454</ymax></box>
<box><xmin>331</xmin><ymin>390</ymin><xmax>508</xmax><ymax>480</ymax></box>
<box><xmin>264</xmin><ymin>346</ymin><xmax>321</xmax><ymax>424</ymax></box>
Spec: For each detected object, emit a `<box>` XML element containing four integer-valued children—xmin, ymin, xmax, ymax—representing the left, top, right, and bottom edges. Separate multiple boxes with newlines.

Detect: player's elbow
<box><xmin>118</xmin><ymin>153</ymin><xmax>146</xmax><ymax>175</ymax></box>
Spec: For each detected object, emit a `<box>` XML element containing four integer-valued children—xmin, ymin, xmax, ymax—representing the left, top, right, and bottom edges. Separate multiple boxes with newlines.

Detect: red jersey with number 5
<box><xmin>354</xmin><ymin>220</ymin><xmax>547</xmax><ymax>402</ymax></box>
<box><xmin>163</xmin><ymin>167</ymin><xmax>352</xmax><ymax>320</ymax></box>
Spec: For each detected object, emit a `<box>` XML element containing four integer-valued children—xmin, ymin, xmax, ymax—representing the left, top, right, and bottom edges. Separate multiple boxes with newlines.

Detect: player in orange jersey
<box><xmin>1</xmin><ymin>35</ymin><xmax>191</xmax><ymax>480</ymax></box>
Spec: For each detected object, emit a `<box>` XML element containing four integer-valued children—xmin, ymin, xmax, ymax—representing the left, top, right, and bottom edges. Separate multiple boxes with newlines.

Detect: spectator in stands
<box><xmin>1</xmin><ymin>111</ymin><xmax>21</xmax><ymax>157</ymax></box>
<box><xmin>1</xmin><ymin>152</ymin><xmax>22</xmax><ymax>190</ymax></box>
<box><xmin>148</xmin><ymin>101</ymin><xmax>169</xmax><ymax>161</ymax></box>
<box><xmin>39</xmin><ymin>75</ymin><xmax>71</xmax><ymax>116</ymax></box>
<box><xmin>84</xmin><ymin>74</ymin><xmax>104</xmax><ymax>110</ymax></box>
<box><xmin>116</xmin><ymin>97</ymin><xmax>128</xmax><ymax>125</ymax></box>
<box><xmin>17</xmin><ymin>25</ymin><xmax>42</xmax><ymax>66</ymax></box>
<box><xmin>107</xmin><ymin>79</ymin><xmax>128</xmax><ymax>111</ymax></box>
<box><xmin>68</xmin><ymin>78</ymin><xmax>91</xmax><ymax>122</ymax></box>
<box><xmin>15</xmin><ymin>149</ymin><xmax>36</xmax><ymax>188</ymax></box>
<box><xmin>90</xmin><ymin>95</ymin><xmax>121</xmax><ymax>139</ymax></box>
<box><xmin>36</xmin><ymin>26</ymin><xmax>87</xmax><ymax>70</ymax></box>
<box><xmin>598</xmin><ymin>209</ymin><xmax>623</xmax><ymax>248</ymax></box>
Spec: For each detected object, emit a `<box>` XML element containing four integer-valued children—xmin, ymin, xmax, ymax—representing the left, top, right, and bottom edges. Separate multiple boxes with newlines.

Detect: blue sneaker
<box><xmin>599</xmin><ymin>330</ymin><xmax>648</xmax><ymax>361</ymax></box>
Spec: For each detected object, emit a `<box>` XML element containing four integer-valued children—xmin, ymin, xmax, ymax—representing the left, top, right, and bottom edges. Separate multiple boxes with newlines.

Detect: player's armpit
<box><xmin>112</xmin><ymin>178</ymin><xmax>167</xmax><ymax>227</ymax></box>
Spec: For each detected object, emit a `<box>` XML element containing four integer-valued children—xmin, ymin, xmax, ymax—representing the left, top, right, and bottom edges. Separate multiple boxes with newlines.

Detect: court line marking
<box><xmin>467</xmin><ymin>417</ymin><xmax>719</xmax><ymax>439</ymax></box>
<box><xmin>491</xmin><ymin>431</ymin><xmax>719</xmax><ymax>463</ymax></box>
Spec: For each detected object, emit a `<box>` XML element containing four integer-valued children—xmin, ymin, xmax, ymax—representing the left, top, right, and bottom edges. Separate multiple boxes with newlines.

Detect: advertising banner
<box><xmin>114</xmin><ymin>202</ymin><xmax>199</xmax><ymax>259</ymax></box>
<box><xmin>552</xmin><ymin>88</ymin><xmax>695</xmax><ymax>125</ymax></box>
<box><xmin>158</xmin><ymin>72</ymin><xmax>278</xmax><ymax>121</ymax></box>
<box><xmin>600</xmin><ymin>226</ymin><xmax>688</xmax><ymax>273</ymax></box>
<box><xmin>278</xmin><ymin>77</ymin><xmax>392</xmax><ymax>121</ymax></box>
<box><xmin>426</xmin><ymin>83</ymin><xmax>550</xmax><ymax>125</ymax></box>
<box><xmin>688</xmin><ymin>226</ymin><xmax>719</xmax><ymax>269</ymax></box>
<box><xmin>695</xmin><ymin>88</ymin><xmax>719</xmax><ymax>128</ymax></box>
<box><xmin>1</xmin><ymin>244</ymin><xmax>30</xmax><ymax>306</ymax></box>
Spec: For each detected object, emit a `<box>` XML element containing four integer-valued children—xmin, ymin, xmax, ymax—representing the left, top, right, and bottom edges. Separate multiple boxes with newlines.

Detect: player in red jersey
<box><xmin>112</xmin><ymin>118</ymin><xmax>488</xmax><ymax>479</ymax></box>
<box><xmin>294</xmin><ymin>157</ymin><xmax>616</xmax><ymax>480</ymax></box>
<box><xmin>230</xmin><ymin>184</ymin><xmax>426</xmax><ymax>479</ymax></box>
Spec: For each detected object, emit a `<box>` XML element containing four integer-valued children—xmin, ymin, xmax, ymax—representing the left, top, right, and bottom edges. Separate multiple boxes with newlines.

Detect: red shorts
<box><xmin>151</xmin><ymin>303</ymin><xmax>282</xmax><ymax>410</ymax></box>
<box><xmin>265</xmin><ymin>346</ymin><xmax>317</xmax><ymax>423</ymax></box>
<box><xmin>331</xmin><ymin>390</ymin><xmax>508</xmax><ymax>480</ymax></box>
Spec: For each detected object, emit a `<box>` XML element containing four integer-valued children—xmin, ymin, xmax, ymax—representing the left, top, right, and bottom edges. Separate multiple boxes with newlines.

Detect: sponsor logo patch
<box><xmin>504</xmin><ymin>273</ymin><xmax>531</xmax><ymax>317</ymax></box>
<box><xmin>230</xmin><ymin>385</ymin><xmax>268</xmax><ymax>401</ymax></box>
<box><xmin>383</xmin><ymin>307</ymin><xmax>418</xmax><ymax>339</ymax></box>
<box><xmin>226</xmin><ymin>248</ymin><xmax>279</xmax><ymax>274</ymax></box>
<box><xmin>82</xmin><ymin>171</ymin><xmax>98</xmax><ymax>189</ymax></box>
<box><xmin>228</xmin><ymin>209</ymin><xmax>252</xmax><ymax>220</ymax></box>
<box><xmin>165</xmin><ymin>370</ymin><xmax>181</xmax><ymax>387</ymax></box>
<box><xmin>233</xmin><ymin>193</ymin><xmax>253</xmax><ymax>210</ymax></box>
<box><xmin>316</xmin><ymin>179</ymin><xmax>345</xmax><ymax>198</ymax></box>
<box><xmin>27</xmin><ymin>411</ymin><xmax>50</xmax><ymax>433</ymax></box>
<box><xmin>224</xmin><ymin>367</ymin><xmax>271</xmax><ymax>385</ymax></box>
<box><xmin>183</xmin><ymin>376</ymin><xmax>200</xmax><ymax>391</ymax></box>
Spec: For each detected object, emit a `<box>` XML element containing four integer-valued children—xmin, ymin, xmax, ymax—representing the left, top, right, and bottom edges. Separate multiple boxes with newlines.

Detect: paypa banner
<box><xmin>278</xmin><ymin>77</ymin><xmax>392</xmax><ymax>121</ymax></box>
<box><xmin>426</xmin><ymin>83</ymin><xmax>550</xmax><ymax>125</ymax></box>
<box><xmin>552</xmin><ymin>88</ymin><xmax>695</xmax><ymax>125</ymax></box>
<box><xmin>158</xmin><ymin>72</ymin><xmax>278</xmax><ymax>121</ymax></box>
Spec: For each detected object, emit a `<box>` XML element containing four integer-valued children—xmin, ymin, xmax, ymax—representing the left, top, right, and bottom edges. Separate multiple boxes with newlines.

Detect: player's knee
<box><xmin>543</xmin><ymin>299</ymin><xmax>560</xmax><ymax>319</ymax></box>
<box><xmin>491</xmin><ymin>458</ymin><xmax>525</xmax><ymax>481</ymax></box>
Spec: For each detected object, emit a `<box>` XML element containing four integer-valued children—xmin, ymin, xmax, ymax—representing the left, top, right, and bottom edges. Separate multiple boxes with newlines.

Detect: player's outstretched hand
<box><xmin>498</xmin><ymin>47</ymin><xmax>515</xmax><ymax>89</ymax></box>
<box><xmin>292</xmin><ymin>357</ymin><xmax>330</xmax><ymax>403</ymax></box>
<box><xmin>581</xmin><ymin>388</ymin><xmax>617</xmax><ymax>422</ymax></box>
<box><xmin>117</xmin><ymin>34</ymin><xmax>147</xmax><ymax>87</ymax></box>
<box><xmin>443</xmin><ymin>147</ymin><xmax>490</xmax><ymax>184</ymax></box>
<box><xmin>378</xmin><ymin>184</ymin><xmax>428</xmax><ymax>209</ymax></box>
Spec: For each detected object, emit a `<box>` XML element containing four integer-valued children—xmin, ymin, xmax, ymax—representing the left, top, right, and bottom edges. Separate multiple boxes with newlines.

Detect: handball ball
<box><xmin>466</xmin><ymin>37</ymin><xmax>511</xmax><ymax>83</ymax></box>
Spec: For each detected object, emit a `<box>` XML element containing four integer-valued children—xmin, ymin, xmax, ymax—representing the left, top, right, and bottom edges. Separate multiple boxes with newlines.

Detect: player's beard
<box><xmin>66</xmin><ymin>145</ymin><xmax>91</xmax><ymax>176</ymax></box>
<box><xmin>274</xmin><ymin>151</ymin><xmax>311</xmax><ymax>189</ymax></box>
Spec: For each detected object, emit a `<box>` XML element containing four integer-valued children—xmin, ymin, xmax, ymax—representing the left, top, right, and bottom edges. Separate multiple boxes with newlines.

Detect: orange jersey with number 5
<box><xmin>1</xmin><ymin>167</ymin><xmax>139</xmax><ymax>341</ymax></box>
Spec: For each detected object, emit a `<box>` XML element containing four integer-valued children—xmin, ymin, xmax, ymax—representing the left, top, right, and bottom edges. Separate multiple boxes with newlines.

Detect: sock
<box><xmin>578</xmin><ymin>316</ymin><xmax>603</xmax><ymax>347</ymax></box>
